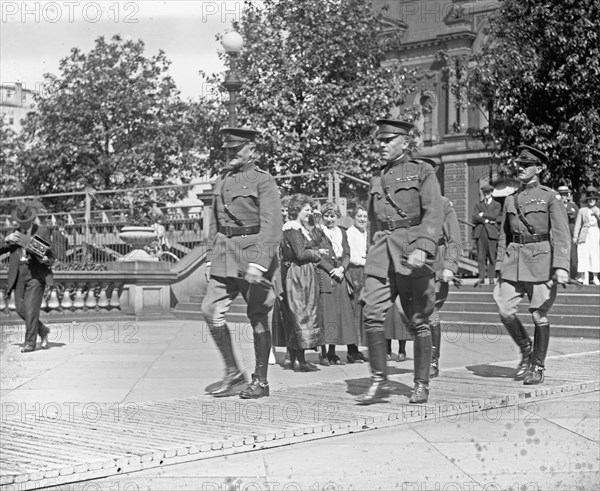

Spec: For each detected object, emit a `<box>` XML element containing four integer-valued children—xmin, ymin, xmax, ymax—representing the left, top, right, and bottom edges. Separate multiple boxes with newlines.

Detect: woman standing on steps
<box><xmin>277</xmin><ymin>194</ymin><xmax>326</xmax><ymax>372</ymax></box>
<box><xmin>573</xmin><ymin>189</ymin><xmax>600</xmax><ymax>286</ymax></box>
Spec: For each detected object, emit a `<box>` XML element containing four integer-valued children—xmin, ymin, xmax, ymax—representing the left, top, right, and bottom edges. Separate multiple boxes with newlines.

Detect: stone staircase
<box><xmin>174</xmin><ymin>285</ymin><xmax>600</xmax><ymax>338</ymax></box>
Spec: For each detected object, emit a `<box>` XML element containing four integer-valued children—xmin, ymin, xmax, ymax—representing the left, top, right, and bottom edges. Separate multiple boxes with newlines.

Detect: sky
<box><xmin>1</xmin><ymin>0</ymin><xmax>260</xmax><ymax>100</ymax></box>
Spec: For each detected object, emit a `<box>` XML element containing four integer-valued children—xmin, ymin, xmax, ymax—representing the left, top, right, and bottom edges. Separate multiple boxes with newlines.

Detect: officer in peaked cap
<box><xmin>356</xmin><ymin>119</ymin><xmax>444</xmax><ymax>405</ymax></box>
<box><xmin>493</xmin><ymin>144</ymin><xmax>570</xmax><ymax>385</ymax></box>
<box><xmin>202</xmin><ymin>126</ymin><xmax>283</xmax><ymax>399</ymax></box>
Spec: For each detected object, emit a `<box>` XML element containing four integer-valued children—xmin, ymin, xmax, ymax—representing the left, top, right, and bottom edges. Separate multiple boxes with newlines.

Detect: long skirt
<box><xmin>577</xmin><ymin>226</ymin><xmax>600</xmax><ymax>273</ymax></box>
<box><xmin>276</xmin><ymin>262</ymin><xmax>323</xmax><ymax>350</ymax></box>
<box><xmin>319</xmin><ymin>277</ymin><xmax>358</xmax><ymax>345</ymax></box>
<box><xmin>384</xmin><ymin>297</ymin><xmax>414</xmax><ymax>341</ymax></box>
<box><xmin>348</xmin><ymin>265</ymin><xmax>366</xmax><ymax>346</ymax></box>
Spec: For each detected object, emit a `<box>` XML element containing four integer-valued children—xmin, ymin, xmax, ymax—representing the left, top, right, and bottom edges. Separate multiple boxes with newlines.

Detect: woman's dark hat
<box><xmin>11</xmin><ymin>202</ymin><xmax>38</xmax><ymax>224</ymax></box>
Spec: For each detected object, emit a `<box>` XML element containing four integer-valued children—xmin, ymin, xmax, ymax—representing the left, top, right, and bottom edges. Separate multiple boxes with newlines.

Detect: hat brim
<box><xmin>376</xmin><ymin>132</ymin><xmax>403</xmax><ymax>139</ymax></box>
<box><xmin>222</xmin><ymin>140</ymin><xmax>249</xmax><ymax>149</ymax></box>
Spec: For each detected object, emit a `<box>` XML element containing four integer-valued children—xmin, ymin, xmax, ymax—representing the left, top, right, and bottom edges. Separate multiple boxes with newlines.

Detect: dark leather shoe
<box><xmin>523</xmin><ymin>365</ymin><xmax>545</xmax><ymax>385</ymax></box>
<box><xmin>239</xmin><ymin>375</ymin><xmax>269</xmax><ymax>399</ymax></box>
<box><xmin>319</xmin><ymin>354</ymin><xmax>330</xmax><ymax>366</ymax></box>
<box><xmin>397</xmin><ymin>352</ymin><xmax>407</xmax><ymax>362</ymax></box>
<box><xmin>347</xmin><ymin>352</ymin><xmax>368</xmax><ymax>364</ymax></box>
<box><xmin>296</xmin><ymin>361</ymin><xmax>319</xmax><ymax>372</ymax></box>
<box><xmin>385</xmin><ymin>353</ymin><xmax>392</xmax><ymax>361</ymax></box>
<box><xmin>429</xmin><ymin>361</ymin><xmax>439</xmax><ymax>379</ymax></box>
<box><xmin>473</xmin><ymin>279</ymin><xmax>484</xmax><ymax>288</ymax></box>
<box><xmin>210</xmin><ymin>370</ymin><xmax>248</xmax><ymax>397</ymax></box>
<box><xmin>20</xmin><ymin>345</ymin><xmax>35</xmax><ymax>353</ymax></box>
<box><xmin>40</xmin><ymin>328</ymin><xmax>50</xmax><ymax>349</ymax></box>
<box><xmin>356</xmin><ymin>380</ymin><xmax>390</xmax><ymax>405</ymax></box>
<box><xmin>409</xmin><ymin>382</ymin><xmax>429</xmax><ymax>404</ymax></box>
<box><xmin>327</xmin><ymin>354</ymin><xmax>345</xmax><ymax>365</ymax></box>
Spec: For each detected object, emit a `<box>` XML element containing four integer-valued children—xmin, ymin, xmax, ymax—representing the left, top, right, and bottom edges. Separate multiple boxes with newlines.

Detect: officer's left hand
<box><xmin>244</xmin><ymin>265</ymin><xmax>264</xmax><ymax>284</ymax></box>
<box><xmin>40</xmin><ymin>255</ymin><xmax>50</xmax><ymax>264</ymax></box>
<box><xmin>406</xmin><ymin>249</ymin><xmax>427</xmax><ymax>269</ymax></box>
<box><xmin>554</xmin><ymin>268</ymin><xmax>569</xmax><ymax>285</ymax></box>
<box><xmin>441</xmin><ymin>268</ymin><xmax>454</xmax><ymax>283</ymax></box>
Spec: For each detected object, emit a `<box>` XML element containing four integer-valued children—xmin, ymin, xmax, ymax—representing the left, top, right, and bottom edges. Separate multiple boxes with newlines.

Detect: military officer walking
<box><xmin>357</xmin><ymin>120</ymin><xmax>443</xmax><ymax>405</ymax></box>
<box><xmin>202</xmin><ymin>127</ymin><xmax>283</xmax><ymax>399</ymax></box>
<box><xmin>493</xmin><ymin>145</ymin><xmax>570</xmax><ymax>385</ymax></box>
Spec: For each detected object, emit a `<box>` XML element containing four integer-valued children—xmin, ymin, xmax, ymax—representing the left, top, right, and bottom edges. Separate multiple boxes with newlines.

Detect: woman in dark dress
<box><xmin>277</xmin><ymin>194</ymin><xmax>327</xmax><ymax>372</ymax></box>
<box><xmin>316</xmin><ymin>202</ymin><xmax>358</xmax><ymax>365</ymax></box>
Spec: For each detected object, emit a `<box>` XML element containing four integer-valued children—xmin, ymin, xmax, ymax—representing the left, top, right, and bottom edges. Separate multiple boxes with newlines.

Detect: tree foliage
<box><xmin>206</xmin><ymin>0</ymin><xmax>421</xmax><ymax>199</ymax></box>
<box><xmin>463</xmin><ymin>0</ymin><xmax>600</xmax><ymax>194</ymax></box>
<box><xmin>10</xmin><ymin>35</ymin><xmax>214</xmax><ymax>212</ymax></box>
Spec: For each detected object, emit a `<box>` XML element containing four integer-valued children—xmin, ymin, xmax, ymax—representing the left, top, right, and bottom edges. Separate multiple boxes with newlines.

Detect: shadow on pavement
<box><xmin>466</xmin><ymin>363</ymin><xmax>515</xmax><ymax>378</ymax></box>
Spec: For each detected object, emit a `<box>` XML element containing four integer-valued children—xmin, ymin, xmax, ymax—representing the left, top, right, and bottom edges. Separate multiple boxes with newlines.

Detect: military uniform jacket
<box><xmin>472</xmin><ymin>199</ymin><xmax>501</xmax><ymax>240</ymax></box>
<box><xmin>365</xmin><ymin>154</ymin><xmax>443</xmax><ymax>278</ymax></box>
<box><xmin>434</xmin><ymin>197</ymin><xmax>462</xmax><ymax>277</ymax></box>
<box><xmin>207</xmin><ymin>162</ymin><xmax>283</xmax><ymax>279</ymax></box>
<box><xmin>496</xmin><ymin>182</ymin><xmax>570</xmax><ymax>282</ymax></box>
<box><xmin>0</xmin><ymin>224</ymin><xmax>55</xmax><ymax>294</ymax></box>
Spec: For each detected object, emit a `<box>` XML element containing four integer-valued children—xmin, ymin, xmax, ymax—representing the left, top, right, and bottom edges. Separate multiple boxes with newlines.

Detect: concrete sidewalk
<box><xmin>1</xmin><ymin>319</ymin><xmax>599</xmax><ymax>490</ymax></box>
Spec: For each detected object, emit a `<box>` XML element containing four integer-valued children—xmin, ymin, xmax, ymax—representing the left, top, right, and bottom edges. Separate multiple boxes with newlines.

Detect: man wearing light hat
<box><xmin>471</xmin><ymin>183</ymin><xmax>501</xmax><ymax>286</ymax></box>
<box><xmin>1</xmin><ymin>201</ymin><xmax>55</xmax><ymax>352</ymax></box>
<box><xmin>357</xmin><ymin>120</ymin><xmax>443</xmax><ymax>405</ymax></box>
<box><xmin>493</xmin><ymin>145</ymin><xmax>570</xmax><ymax>385</ymax></box>
<box><xmin>201</xmin><ymin>127</ymin><xmax>283</xmax><ymax>399</ymax></box>
<box><xmin>557</xmin><ymin>185</ymin><xmax>579</xmax><ymax>276</ymax></box>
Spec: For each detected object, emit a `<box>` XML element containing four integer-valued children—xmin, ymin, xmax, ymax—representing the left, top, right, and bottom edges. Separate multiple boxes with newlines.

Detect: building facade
<box><xmin>0</xmin><ymin>82</ymin><xmax>37</xmax><ymax>132</ymax></box>
<box><xmin>377</xmin><ymin>0</ymin><xmax>501</xmax><ymax>250</ymax></box>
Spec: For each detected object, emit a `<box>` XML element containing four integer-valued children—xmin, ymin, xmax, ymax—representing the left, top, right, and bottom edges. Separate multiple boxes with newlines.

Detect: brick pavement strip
<box><xmin>0</xmin><ymin>351</ymin><xmax>598</xmax><ymax>489</ymax></box>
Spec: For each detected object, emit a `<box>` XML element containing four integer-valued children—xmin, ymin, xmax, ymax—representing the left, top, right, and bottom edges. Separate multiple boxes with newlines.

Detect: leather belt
<box><xmin>512</xmin><ymin>233</ymin><xmax>550</xmax><ymax>244</ymax></box>
<box><xmin>219</xmin><ymin>225</ymin><xmax>260</xmax><ymax>237</ymax></box>
<box><xmin>377</xmin><ymin>217</ymin><xmax>421</xmax><ymax>231</ymax></box>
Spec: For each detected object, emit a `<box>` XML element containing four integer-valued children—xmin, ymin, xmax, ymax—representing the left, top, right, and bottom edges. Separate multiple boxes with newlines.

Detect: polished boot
<box><xmin>239</xmin><ymin>374</ymin><xmax>270</xmax><ymax>399</ymax></box>
<box><xmin>252</xmin><ymin>329</ymin><xmax>270</xmax><ymax>384</ymax></box>
<box><xmin>429</xmin><ymin>322</ymin><xmax>441</xmax><ymax>378</ymax></box>
<box><xmin>524</xmin><ymin>323</ymin><xmax>549</xmax><ymax>385</ymax></box>
<box><xmin>502</xmin><ymin>317</ymin><xmax>532</xmax><ymax>379</ymax></box>
<box><xmin>356</xmin><ymin>329</ymin><xmax>390</xmax><ymax>405</ymax></box>
<box><xmin>208</xmin><ymin>323</ymin><xmax>246</xmax><ymax>397</ymax></box>
<box><xmin>410</xmin><ymin>324</ymin><xmax>431</xmax><ymax>403</ymax></box>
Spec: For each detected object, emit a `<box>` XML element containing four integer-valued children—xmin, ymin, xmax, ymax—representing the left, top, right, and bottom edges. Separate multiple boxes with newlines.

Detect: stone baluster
<box><xmin>85</xmin><ymin>284</ymin><xmax>98</xmax><ymax>310</ymax></box>
<box><xmin>0</xmin><ymin>288</ymin><xmax>6</xmax><ymax>312</ymax></box>
<box><xmin>47</xmin><ymin>287</ymin><xmax>60</xmax><ymax>312</ymax></box>
<box><xmin>61</xmin><ymin>284</ymin><xmax>74</xmax><ymax>310</ymax></box>
<box><xmin>109</xmin><ymin>284</ymin><xmax>121</xmax><ymax>310</ymax></box>
<box><xmin>8</xmin><ymin>291</ymin><xmax>16</xmax><ymax>311</ymax></box>
<box><xmin>97</xmin><ymin>284</ymin><xmax>110</xmax><ymax>311</ymax></box>
<box><xmin>73</xmin><ymin>285</ymin><xmax>85</xmax><ymax>310</ymax></box>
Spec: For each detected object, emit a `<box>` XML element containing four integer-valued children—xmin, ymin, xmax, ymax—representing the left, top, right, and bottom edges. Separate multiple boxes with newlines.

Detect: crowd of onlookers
<box><xmin>270</xmin><ymin>194</ymin><xmax>414</xmax><ymax>371</ymax></box>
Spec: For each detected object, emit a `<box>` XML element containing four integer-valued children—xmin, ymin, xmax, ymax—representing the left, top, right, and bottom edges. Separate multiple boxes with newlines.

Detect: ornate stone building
<box><xmin>377</xmin><ymin>0</ymin><xmax>501</xmax><ymax>248</ymax></box>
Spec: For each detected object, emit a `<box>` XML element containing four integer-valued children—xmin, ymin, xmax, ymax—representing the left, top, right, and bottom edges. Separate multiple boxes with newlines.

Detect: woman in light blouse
<box><xmin>573</xmin><ymin>189</ymin><xmax>600</xmax><ymax>285</ymax></box>
<box><xmin>345</xmin><ymin>204</ymin><xmax>369</xmax><ymax>363</ymax></box>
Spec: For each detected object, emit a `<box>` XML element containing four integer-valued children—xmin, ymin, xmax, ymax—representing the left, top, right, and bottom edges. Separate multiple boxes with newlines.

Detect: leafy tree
<box><xmin>0</xmin><ymin>116</ymin><xmax>23</xmax><ymax>212</ymax></box>
<box><xmin>14</xmin><ymin>35</ymin><xmax>212</xmax><ymax>212</ymax></box>
<box><xmin>459</xmin><ymin>0</ymin><xmax>600</xmax><ymax>195</ymax></box>
<box><xmin>206</xmin><ymin>0</ymin><xmax>421</xmax><ymax>199</ymax></box>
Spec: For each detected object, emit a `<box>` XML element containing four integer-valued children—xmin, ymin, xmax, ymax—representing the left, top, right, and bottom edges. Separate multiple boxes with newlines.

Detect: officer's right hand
<box><xmin>205</xmin><ymin>263</ymin><xmax>211</xmax><ymax>282</ymax></box>
<box><xmin>441</xmin><ymin>269</ymin><xmax>454</xmax><ymax>283</ymax></box>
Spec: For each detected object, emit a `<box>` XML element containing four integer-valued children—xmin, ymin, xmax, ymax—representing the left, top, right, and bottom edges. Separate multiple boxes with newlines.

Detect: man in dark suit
<box><xmin>201</xmin><ymin>127</ymin><xmax>283</xmax><ymax>399</ymax></box>
<box><xmin>1</xmin><ymin>202</ymin><xmax>55</xmax><ymax>352</ymax></box>
<box><xmin>472</xmin><ymin>184</ymin><xmax>501</xmax><ymax>286</ymax></box>
<box><xmin>557</xmin><ymin>185</ymin><xmax>579</xmax><ymax>277</ymax></box>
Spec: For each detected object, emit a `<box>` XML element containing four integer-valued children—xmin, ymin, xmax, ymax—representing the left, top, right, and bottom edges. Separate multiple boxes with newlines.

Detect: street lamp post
<box><xmin>221</xmin><ymin>31</ymin><xmax>244</xmax><ymax>127</ymax></box>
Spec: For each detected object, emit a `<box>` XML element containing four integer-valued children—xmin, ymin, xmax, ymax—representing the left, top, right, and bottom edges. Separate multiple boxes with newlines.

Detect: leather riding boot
<box><xmin>356</xmin><ymin>329</ymin><xmax>390</xmax><ymax>405</ymax></box>
<box><xmin>252</xmin><ymin>329</ymin><xmax>271</xmax><ymax>384</ymax></box>
<box><xmin>240</xmin><ymin>373</ymin><xmax>270</xmax><ymax>399</ymax></box>
<box><xmin>524</xmin><ymin>323</ymin><xmax>549</xmax><ymax>385</ymax></box>
<box><xmin>410</xmin><ymin>324</ymin><xmax>432</xmax><ymax>403</ymax></box>
<box><xmin>502</xmin><ymin>317</ymin><xmax>532</xmax><ymax>379</ymax></box>
<box><xmin>429</xmin><ymin>321</ymin><xmax>441</xmax><ymax>378</ymax></box>
<box><xmin>208</xmin><ymin>323</ymin><xmax>246</xmax><ymax>397</ymax></box>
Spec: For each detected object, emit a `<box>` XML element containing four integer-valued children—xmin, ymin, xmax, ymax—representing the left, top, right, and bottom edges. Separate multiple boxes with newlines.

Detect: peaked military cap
<box><xmin>375</xmin><ymin>119</ymin><xmax>416</xmax><ymax>139</ymax></box>
<box><xmin>11</xmin><ymin>201</ymin><xmax>38</xmax><ymax>224</ymax></box>
<box><xmin>413</xmin><ymin>157</ymin><xmax>438</xmax><ymax>168</ymax></box>
<box><xmin>515</xmin><ymin>145</ymin><xmax>548</xmax><ymax>165</ymax></box>
<box><xmin>220</xmin><ymin>127</ymin><xmax>260</xmax><ymax>148</ymax></box>
<box><xmin>481</xmin><ymin>184</ymin><xmax>494</xmax><ymax>193</ymax></box>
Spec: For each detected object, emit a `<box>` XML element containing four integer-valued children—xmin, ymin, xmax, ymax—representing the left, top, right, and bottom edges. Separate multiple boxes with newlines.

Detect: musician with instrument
<box><xmin>1</xmin><ymin>201</ymin><xmax>55</xmax><ymax>352</ymax></box>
